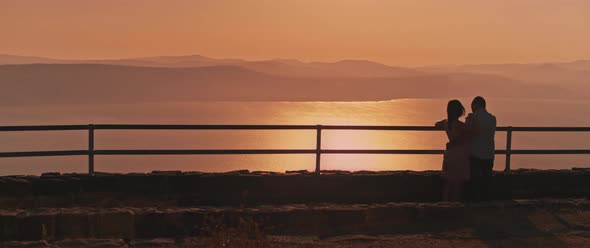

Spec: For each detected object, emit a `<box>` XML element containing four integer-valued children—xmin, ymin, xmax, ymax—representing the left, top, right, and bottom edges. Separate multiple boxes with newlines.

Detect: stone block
<box><xmin>134</xmin><ymin>209</ymin><xmax>164</xmax><ymax>238</ymax></box>
<box><xmin>320</xmin><ymin>206</ymin><xmax>367</xmax><ymax>235</ymax></box>
<box><xmin>130</xmin><ymin>238</ymin><xmax>176</xmax><ymax>248</ymax></box>
<box><xmin>16</xmin><ymin>211</ymin><xmax>56</xmax><ymax>240</ymax></box>
<box><xmin>54</xmin><ymin>238</ymin><xmax>126</xmax><ymax>248</ymax></box>
<box><xmin>56</xmin><ymin>210</ymin><xmax>89</xmax><ymax>239</ymax></box>
<box><xmin>283</xmin><ymin>208</ymin><xmax>327</xmax><ymax>235</ymax></box>
<box><xmin>92</xmin><ymin>209</ymin><xmax>135</xmax><ymax>239</ymax></box>
<box><xmin>161</xmin><ymin>208</ymin><xmax>204</xmax><ymax>237</ymax></box>
<box><xmin>32</xmin><ymin>177</ymin><xmax>81</xmax><ymax>195</ymax></box>
<box><xmin>0</xmin><ymin>177</ymin><xmax>32</xmax><ymax>197</ymax></box>
<box><xmin>119</xmin><ymin>174</ymin><xmax>166</xmax><ymax>194</ymax></box>
<box><xmin>1</xmin><ymin>240</ymin><xmax>50</xmax><ymax>247</ymax></box>
<box><xmin>0</xmin><ymin>212</ymin><xmax>18</xmax><ymax>241</ymax></box>
<box><xmin>80</xmin><ymin>175</ymin><xmax>123</xmax><ymax>193</ymax></box>
<box><xmin>364</xmin><ymin>204</ymin><xmax>419</xmax><ymax>233</ymax></box>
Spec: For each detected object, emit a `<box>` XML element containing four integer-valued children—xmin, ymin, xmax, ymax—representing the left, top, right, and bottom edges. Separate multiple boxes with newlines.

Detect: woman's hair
<box><xmin>447</xmin><ymin>100</ymin><xmax>465</xmax><ymax>130</ymax></box>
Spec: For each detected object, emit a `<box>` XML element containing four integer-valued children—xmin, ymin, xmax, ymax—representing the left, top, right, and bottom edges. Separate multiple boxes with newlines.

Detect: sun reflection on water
<box><xmin>0</xmin><ymin>98</ymin><xmax>589</xmax><ymax>175</ymax></box>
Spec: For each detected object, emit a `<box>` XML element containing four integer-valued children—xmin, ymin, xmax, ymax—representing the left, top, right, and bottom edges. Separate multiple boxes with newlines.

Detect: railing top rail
<box><xmin>93</xmin><ymin>124</ymin><xmax>319</xmax><ymax>130</ymax></box>
<box><xmin>321</xmin><ymin>126</ymin><xmax>590</xmax><ymax>131</ymax></box>
<box><xmin>3</xmin><ymin>149</ymin><xmax>590</xmax><ymax>158</ymax></box>
<box><xmin>94</xmin><ymin>124</ymin><xmax>442</xmax><ymax>130</ymax></box>
<box><xmin>0</xmin><ymin>125</ymin><xmax>90</xmax><ymax>131</ymax></box>
<box><xmin>0</xmin><ymin>124</ymin><xmax>589</xmax><ymax>132</ymax></box>
<box><xmin>503</xmin><ymin>127</ymin><xmax>590</xmax><ymax>132</ymax></box>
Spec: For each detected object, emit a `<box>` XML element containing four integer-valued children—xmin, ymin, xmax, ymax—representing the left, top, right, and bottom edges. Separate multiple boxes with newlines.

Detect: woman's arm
<box><xmin>448</xmin><ymin>121</ymin><xmax>473</xmax><ymax>145</ymax></box>
<box><xmin>434</xmin><ymin>119</ymin><xmax>447</xmax><ymax>129</ymax></box>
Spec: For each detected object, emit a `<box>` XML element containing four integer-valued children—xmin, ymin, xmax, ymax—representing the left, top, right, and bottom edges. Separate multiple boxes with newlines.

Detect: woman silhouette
<box><xmin>436</xmin><ymin>100</ymin><xmax>474</xmax><ymax>201</ymax></box>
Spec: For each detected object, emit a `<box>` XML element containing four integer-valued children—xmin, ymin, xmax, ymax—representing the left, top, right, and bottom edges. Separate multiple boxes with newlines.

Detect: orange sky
<box><xmin>1</xmin><ymin>0</ymin><xmax>589</xmax><ymax>66</ymax></box>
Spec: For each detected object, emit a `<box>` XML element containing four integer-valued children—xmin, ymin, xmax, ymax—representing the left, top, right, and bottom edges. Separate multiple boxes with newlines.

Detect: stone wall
<box><xmin>0</xmin><ymin>169</ymin><xmax>588</xmax><ymax>208</ymax></box>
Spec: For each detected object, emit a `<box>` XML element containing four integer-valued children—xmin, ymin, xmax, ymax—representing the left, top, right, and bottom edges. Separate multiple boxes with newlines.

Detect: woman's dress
<box><xmin>442</xmin><ymin>121</ymin><xmax>471</xmax><ymax>182</ymax></box>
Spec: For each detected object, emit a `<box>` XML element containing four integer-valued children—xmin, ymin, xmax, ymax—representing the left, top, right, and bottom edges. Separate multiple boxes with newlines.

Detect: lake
<box><xmin>0</xmin><ymin>97</ymin><xmax>589</xmax><ymax>175</ymax></box>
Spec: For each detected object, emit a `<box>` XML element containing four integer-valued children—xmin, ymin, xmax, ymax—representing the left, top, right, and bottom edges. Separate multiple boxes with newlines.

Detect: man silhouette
<box><xmin>465</xmin><ymin>96</ymin><xmax>496</xmax><ymax>201</ymax></box>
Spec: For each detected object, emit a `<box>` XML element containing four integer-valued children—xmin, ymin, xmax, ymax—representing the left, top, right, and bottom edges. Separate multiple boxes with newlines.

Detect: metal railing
<box><xmin>0</xmin><ymin>124</ymin><xmax>589</xmax><ymax>176</ymax></box>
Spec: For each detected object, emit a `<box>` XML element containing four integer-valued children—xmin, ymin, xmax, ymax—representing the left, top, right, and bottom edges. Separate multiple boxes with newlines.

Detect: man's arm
<box><xmin>466</xmin><ymin>113</ymin><xmax>481</xmax><ymax>136</ymax></box>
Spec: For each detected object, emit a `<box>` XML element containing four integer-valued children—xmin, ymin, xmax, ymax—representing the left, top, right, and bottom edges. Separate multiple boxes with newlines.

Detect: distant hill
<box><xmin>237</xmin><ymin>59</ymin><xmax>422</xmax><ymax>78</ymax></box>
<box><xmin>2</xmin><ymin>54</ymin><xmax>589</xmax><ymax>83</ymax></box>
<box><xmin>0</xmin><ymin>64</ymin><xmax>571</xmax><ymax>105</ymax></box>
<box><xmin>422</xmin><ymin>62</ymin><xmax>590</xmax><ymax>85</ymax></box>
<box><xmin>0</xmin><ymin>54</ymin><xmax>421</xmax><ymax>78</ymax></box>
<box><xmin>557</xmin><ymin>60</ymin><xmax>590</xmax><ymax>71</ymax></box>
<box><xmin>0</xmin><ymin>54</ymin><xmax>70</xmax><ymax>64</ymax></box>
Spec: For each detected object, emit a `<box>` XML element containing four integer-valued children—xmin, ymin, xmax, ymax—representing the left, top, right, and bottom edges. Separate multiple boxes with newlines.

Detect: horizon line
<box><xmin>1</xmin><ymin>52</ymin><xmax>589</xmax><ymax>68</ymax></box>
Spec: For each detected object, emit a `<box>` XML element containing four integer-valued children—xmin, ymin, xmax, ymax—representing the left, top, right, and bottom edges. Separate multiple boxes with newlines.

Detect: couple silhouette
<box><xmin>435</xmin><ymin>96</ymin><xmax>497</xmax><ymax>202</ymax></box>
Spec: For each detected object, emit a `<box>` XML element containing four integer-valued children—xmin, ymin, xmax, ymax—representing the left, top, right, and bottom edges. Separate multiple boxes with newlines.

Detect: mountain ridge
<box><xmin>0</xmin><ymin>63</ymin><xmax>574</xmax><ymax>105</ymax></box>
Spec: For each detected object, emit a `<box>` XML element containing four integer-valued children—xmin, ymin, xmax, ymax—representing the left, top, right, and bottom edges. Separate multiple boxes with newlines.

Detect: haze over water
<box><xmin>1</xmin><ymin>97</ymin><xmax>589</xmax><ymax>175</ymax></box>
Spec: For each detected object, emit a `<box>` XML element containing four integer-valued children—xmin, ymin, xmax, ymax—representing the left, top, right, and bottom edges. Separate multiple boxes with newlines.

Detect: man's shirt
<box><xmin>466</xmin><ymin>109</ymin><xmax>496</xmax><ymax>160</ymax></box>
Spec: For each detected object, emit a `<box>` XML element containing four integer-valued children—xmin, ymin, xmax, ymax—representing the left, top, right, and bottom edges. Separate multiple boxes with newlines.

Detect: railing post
<box><xmin>505</xmin><ymin>126</ymin><xmax>512</xmax><ymax>172</ymax></box>
<box><xmin>88</xmin><ymin>124</ymin><xmax>95</xmax><ymax>176</ymax></box>
<box><xmin>315</xmin><ymin>125</ymin><xmax>322</xmax><ymax>175</ymax></box>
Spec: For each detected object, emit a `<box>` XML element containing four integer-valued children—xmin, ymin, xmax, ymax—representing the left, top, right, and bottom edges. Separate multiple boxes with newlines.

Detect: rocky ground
<box><xmin>2</xmin><ymin>199</ymin><xmax>590</xmax><ymax>247</ymax></box>
<box><xmin>3</xmin><ymin>231</ymin><xmax>590</xmax><ymax>247</ymax></box>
